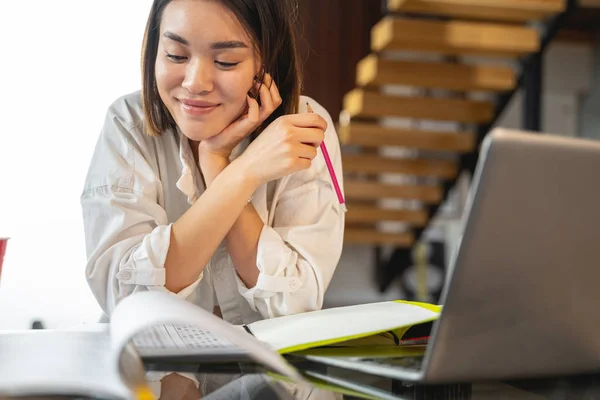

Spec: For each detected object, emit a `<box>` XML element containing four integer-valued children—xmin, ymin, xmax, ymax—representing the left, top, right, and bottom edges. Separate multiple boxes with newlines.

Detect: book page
<box><xmin>108</xmin><ymin>291</ymin><xmax>302</xmax><ymax>382</ymax></box>
<box><xmin>247</xmin><ymin>301</ymin><xmax>440</xmax><ymax>353</ymax></box>
<box><xmin>0</xmin><ymin>331</ymin><xmax>137</xmax><ymax>399</ymax></box>
<box><xmin>133</xmin><ymin>324</ymin><xmax>245</xmax><ymax>356</ymax></box>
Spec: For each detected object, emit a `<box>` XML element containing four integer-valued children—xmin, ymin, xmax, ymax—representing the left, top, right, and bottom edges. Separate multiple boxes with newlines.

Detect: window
<box><xmin>0</xmin><ymin>1</ymin><xmax>152</xmax><ymax>328</ymax></box>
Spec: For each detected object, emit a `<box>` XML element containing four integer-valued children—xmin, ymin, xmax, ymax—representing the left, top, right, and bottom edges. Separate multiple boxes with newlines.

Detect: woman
<box><xmin>81</xmin><ymin>0</ymin><xmax>344</xmax><ymax>327</ymax></box>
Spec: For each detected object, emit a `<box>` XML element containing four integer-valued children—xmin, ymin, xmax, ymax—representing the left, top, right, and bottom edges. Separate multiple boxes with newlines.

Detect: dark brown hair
<box><xmin>141</xmin><ymin>0</ymin><xmax>302</xmax><ymax>138</ymax></box>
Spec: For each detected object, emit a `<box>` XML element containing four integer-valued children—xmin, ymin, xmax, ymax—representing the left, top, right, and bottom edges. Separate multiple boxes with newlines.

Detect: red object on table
<box><xmin>0</xmin><ymin>238</ymin><xmax>8</xmax><ymax>281</ymax></box>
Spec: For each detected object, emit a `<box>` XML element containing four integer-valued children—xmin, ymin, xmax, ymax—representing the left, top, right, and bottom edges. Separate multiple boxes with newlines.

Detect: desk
<box><xmin>141</xmin><ymin>362</ymin><xmax>600</xmax><ymax>400</ymax></box>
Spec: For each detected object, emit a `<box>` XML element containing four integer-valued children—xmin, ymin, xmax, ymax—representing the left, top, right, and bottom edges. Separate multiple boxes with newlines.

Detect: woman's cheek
<box><xmin>222</xmin><ymin>68</ymin><xmax>254</xmax><ymax>100</ymax></box>
<box><xmin>220</xmin><ymin>74</ymin><xmax>254</xmax><ymax>120</ymax></box>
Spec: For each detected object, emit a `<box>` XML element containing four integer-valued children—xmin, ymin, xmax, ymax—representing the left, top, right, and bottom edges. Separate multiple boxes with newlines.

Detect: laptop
<box><xmin>300</xmin><ymin>128</ymin><xmax>600</xmax><ymax>383</ymax></box>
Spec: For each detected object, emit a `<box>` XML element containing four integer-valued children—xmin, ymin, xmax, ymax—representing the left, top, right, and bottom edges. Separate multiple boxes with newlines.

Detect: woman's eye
<box><xmin>215</xmin><ymin>61</ymin><xmax>240</xmax><ymax>69</ymax></box>
<box><xmin>166</xmin><ymin>53</ymin><xmax>187</xmax><ymax>63</ymax></box>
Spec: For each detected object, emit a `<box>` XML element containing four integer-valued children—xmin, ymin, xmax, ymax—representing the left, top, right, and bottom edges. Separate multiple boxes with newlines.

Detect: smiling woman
<box><xmin>142</xmin><ymin>0</ymin><xmax>302</xmax><ymax>143</ymax></box>
<box><xmin>148</xmin><ymin>1</ymin><xmax>262</xmax><ymax>140</ymax></box>
<box><xmin>81</xmin><ymin>0</ymin><xmax>344</xmax><ymax>329</ymax></box>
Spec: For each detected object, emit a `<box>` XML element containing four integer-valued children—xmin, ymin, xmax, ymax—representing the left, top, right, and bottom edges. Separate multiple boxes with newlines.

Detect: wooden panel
<box><xmin>576</xmin><ymin>0</ymin><xmax>600</xmax><ymax>7</ymax></box>
<box><xmin>343</xmin><ymin>154</ymin><xmax>458</xmax><ymax>179</ymax></box>
<box><xmin>345</xmin><ymin>228</ymin><xmax>415</xmax><ymax>247</ymax></box>
<box><xmin>347</xmin><ymin>205</ymin><xmax>429</xmax><ymax>225</ymax></box>
<box><xmin>357</xmin><ymin>55</ymin><xmax>516</xmax><ymax>91</ymax></box>
<box><xmin>344</xmin><ymin>89</ymin><xmax>493</xmax><ymax>123</ymax></box>
<box><xmin>371</xmin><ymin>17</ymin><xmax>540</xmax><ymax>57</ymax></box>
<box><xmin>345</xmin><ymin>180</ymin><xmax>443</xmax><ymax>203</ymax></box>
<box><xmin>296</xmin><ymin>1</ymin><xmax>383</xmax><ymax>123</ymax></box>
<box><xmin>340</xmin><ymin>122</ymin><xmax>475</xmax><ymax>152</ymax></box>
<box><xmin>387</xmin><ymin>0</ymin><xmax>564</xmax><ymax>22</ymax></box>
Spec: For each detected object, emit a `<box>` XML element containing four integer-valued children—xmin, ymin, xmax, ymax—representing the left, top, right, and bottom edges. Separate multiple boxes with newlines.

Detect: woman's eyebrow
<box><xmin>164</xmin><ymin>31</ymin><xmax>189</xmax><ymax>46</ymax></box>
<box><xmin>163</xmin><ymin>32</ymin><xmax>248</xmax><ymax>50</ymax></box>
<box><xmin>210</xmin><ymin>40</ymin><xmax>249</xmax><ymax>50</ymax></box>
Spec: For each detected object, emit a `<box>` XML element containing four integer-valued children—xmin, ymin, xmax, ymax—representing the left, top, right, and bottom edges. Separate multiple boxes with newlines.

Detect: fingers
<box><xmin>246</xmin><ymin>94</ymin><xmax>260</xmax><ymax>126</ymax></box>
<box><xmin>269</xmin><ymin>76</ymin><xmax>283</xmax><ymax>108</ymax></box>
<box><xmin>257</xmin><ymin>73</ymin><xmax>282</xmax><ymax>121</ymax></box>
<box><xmin>284</xmin><ymin>143</ymin><xmax>314</xmax><ymax>173</ymax></box>
<box><xmin>295</xmin><ymin>142</ymin><xmax>318</xmax><ymax>160</ymax></box>
<box><xmin>293</xmin><ymin>156</ymin><xmax>312</xmax><ymax>172</ymax></box>
<box><xmin>258</xmin><ymin>79</ymin><xmax>274</xmax><ymax>120</ymax></box>
<box><xmin>285</xmin><ymin>112</ymin><xmax>328</xmax><ymax>131</ymax></box>
<box><xmin>212</xmin><ymin>95</ymin><xmax>258</xmax><ymax>146</ymax></box>
<box><xmin>294</xmin><ymin>127</ymin><xmax>325</xmax><ymax>147</ymax></box>
<box><xmin>226</xmin><ymin>94</ymin><xmax>259</xmax><ymax>132</ymax></box>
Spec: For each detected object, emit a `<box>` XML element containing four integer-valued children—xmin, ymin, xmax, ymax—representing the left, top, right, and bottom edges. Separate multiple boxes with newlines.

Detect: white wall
<box><xmin>497</xmin><ymin>40</ymin><xmax>594</xmax><ymax>136</ymax></box>
<box><xmin>0</xmin><ymin>1</ymin><xmax>153</xmax><ymax>329</ymax></box>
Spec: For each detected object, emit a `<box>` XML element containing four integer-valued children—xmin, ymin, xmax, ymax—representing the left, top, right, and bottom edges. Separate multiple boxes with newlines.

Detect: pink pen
<box><xmin>306</xmin><ymin>102</ymin><xmax>347</xmax><ymax>212</ymax></box>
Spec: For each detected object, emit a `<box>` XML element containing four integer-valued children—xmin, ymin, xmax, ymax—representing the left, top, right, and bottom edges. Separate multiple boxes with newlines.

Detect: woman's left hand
<box><xmin>198</xmin><ymin>73</ymin><xmax>282</xmax><ymax>160</ymax></box>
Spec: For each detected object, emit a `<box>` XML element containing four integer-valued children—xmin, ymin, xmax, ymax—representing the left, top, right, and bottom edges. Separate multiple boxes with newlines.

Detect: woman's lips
<box><xmin>179</xmin><ymin>99</ymin><xmax>220</xmax><ymax>116</ymax></box>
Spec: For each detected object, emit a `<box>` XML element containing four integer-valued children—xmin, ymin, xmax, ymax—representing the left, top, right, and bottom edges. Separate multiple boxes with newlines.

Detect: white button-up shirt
<box><xmin>81</xmin><ymin>91</ymin><xmax>345</xmax><ymax>325</ymax></box>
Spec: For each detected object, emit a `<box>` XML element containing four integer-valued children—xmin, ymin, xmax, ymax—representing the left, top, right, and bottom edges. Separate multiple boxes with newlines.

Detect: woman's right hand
<box><xmin>236</xmin><ymin>112</ymin><xmax>328</xmax><ymax>187</ymax></box>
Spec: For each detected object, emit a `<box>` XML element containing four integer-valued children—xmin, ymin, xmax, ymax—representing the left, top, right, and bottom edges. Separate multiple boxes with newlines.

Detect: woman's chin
<box><xmin>177</xmin><ymin>121</ymin><xmax>222</xmax><ymax>142</ymax></box>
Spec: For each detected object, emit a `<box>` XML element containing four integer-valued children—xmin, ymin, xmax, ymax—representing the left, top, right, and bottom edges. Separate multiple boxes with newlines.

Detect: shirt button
<box><xmin>118</xmin><ymin>271</ymin><xmax>132</xmax><ymax>281</ymax></box>
<box><xmin>289</xmin><ymin>280</ymin><xmax>299</xmax><ymax>290</ymax></box>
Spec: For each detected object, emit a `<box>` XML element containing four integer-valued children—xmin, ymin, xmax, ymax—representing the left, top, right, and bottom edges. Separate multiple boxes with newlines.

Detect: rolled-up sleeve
<box><xmin>81</xmin><ymin>102</ymin><xmax>201</xmax><ymax>316</ymax></box>
<box><xmin>235</xmin><ymin>98</ymin><xmax>345</xmax><ymax>318</ymax></box>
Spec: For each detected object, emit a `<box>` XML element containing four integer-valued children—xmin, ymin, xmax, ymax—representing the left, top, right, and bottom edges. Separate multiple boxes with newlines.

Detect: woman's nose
<box><xmin>182</xmin><ymin>60</ymin><xmax>214</xmax><ymax>94</ymax></box>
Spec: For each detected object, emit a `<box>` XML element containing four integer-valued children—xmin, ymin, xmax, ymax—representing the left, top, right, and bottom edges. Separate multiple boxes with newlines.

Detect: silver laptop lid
<box><xmin>424</xmin><ymin>128</ymin><xmax>600</xmax><ymax>383</ymax></box>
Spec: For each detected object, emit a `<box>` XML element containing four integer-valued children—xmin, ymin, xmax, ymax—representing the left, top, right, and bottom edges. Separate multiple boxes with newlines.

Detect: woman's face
<box><xmin>155</xmin><ymin>0</ymin><xmax>259</xmax><ymax>141</ymax></box>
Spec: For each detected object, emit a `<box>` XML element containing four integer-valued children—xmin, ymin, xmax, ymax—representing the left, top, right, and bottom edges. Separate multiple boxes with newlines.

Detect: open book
<box><xmin>138</xmin><ymin>298</ymin><xmax>439</xmax><ymax>359</ymax></box>
<box><xmin>0</xmin><ymin>291</ymin><xmax>440</xmax><ymax>399</ymax></box>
